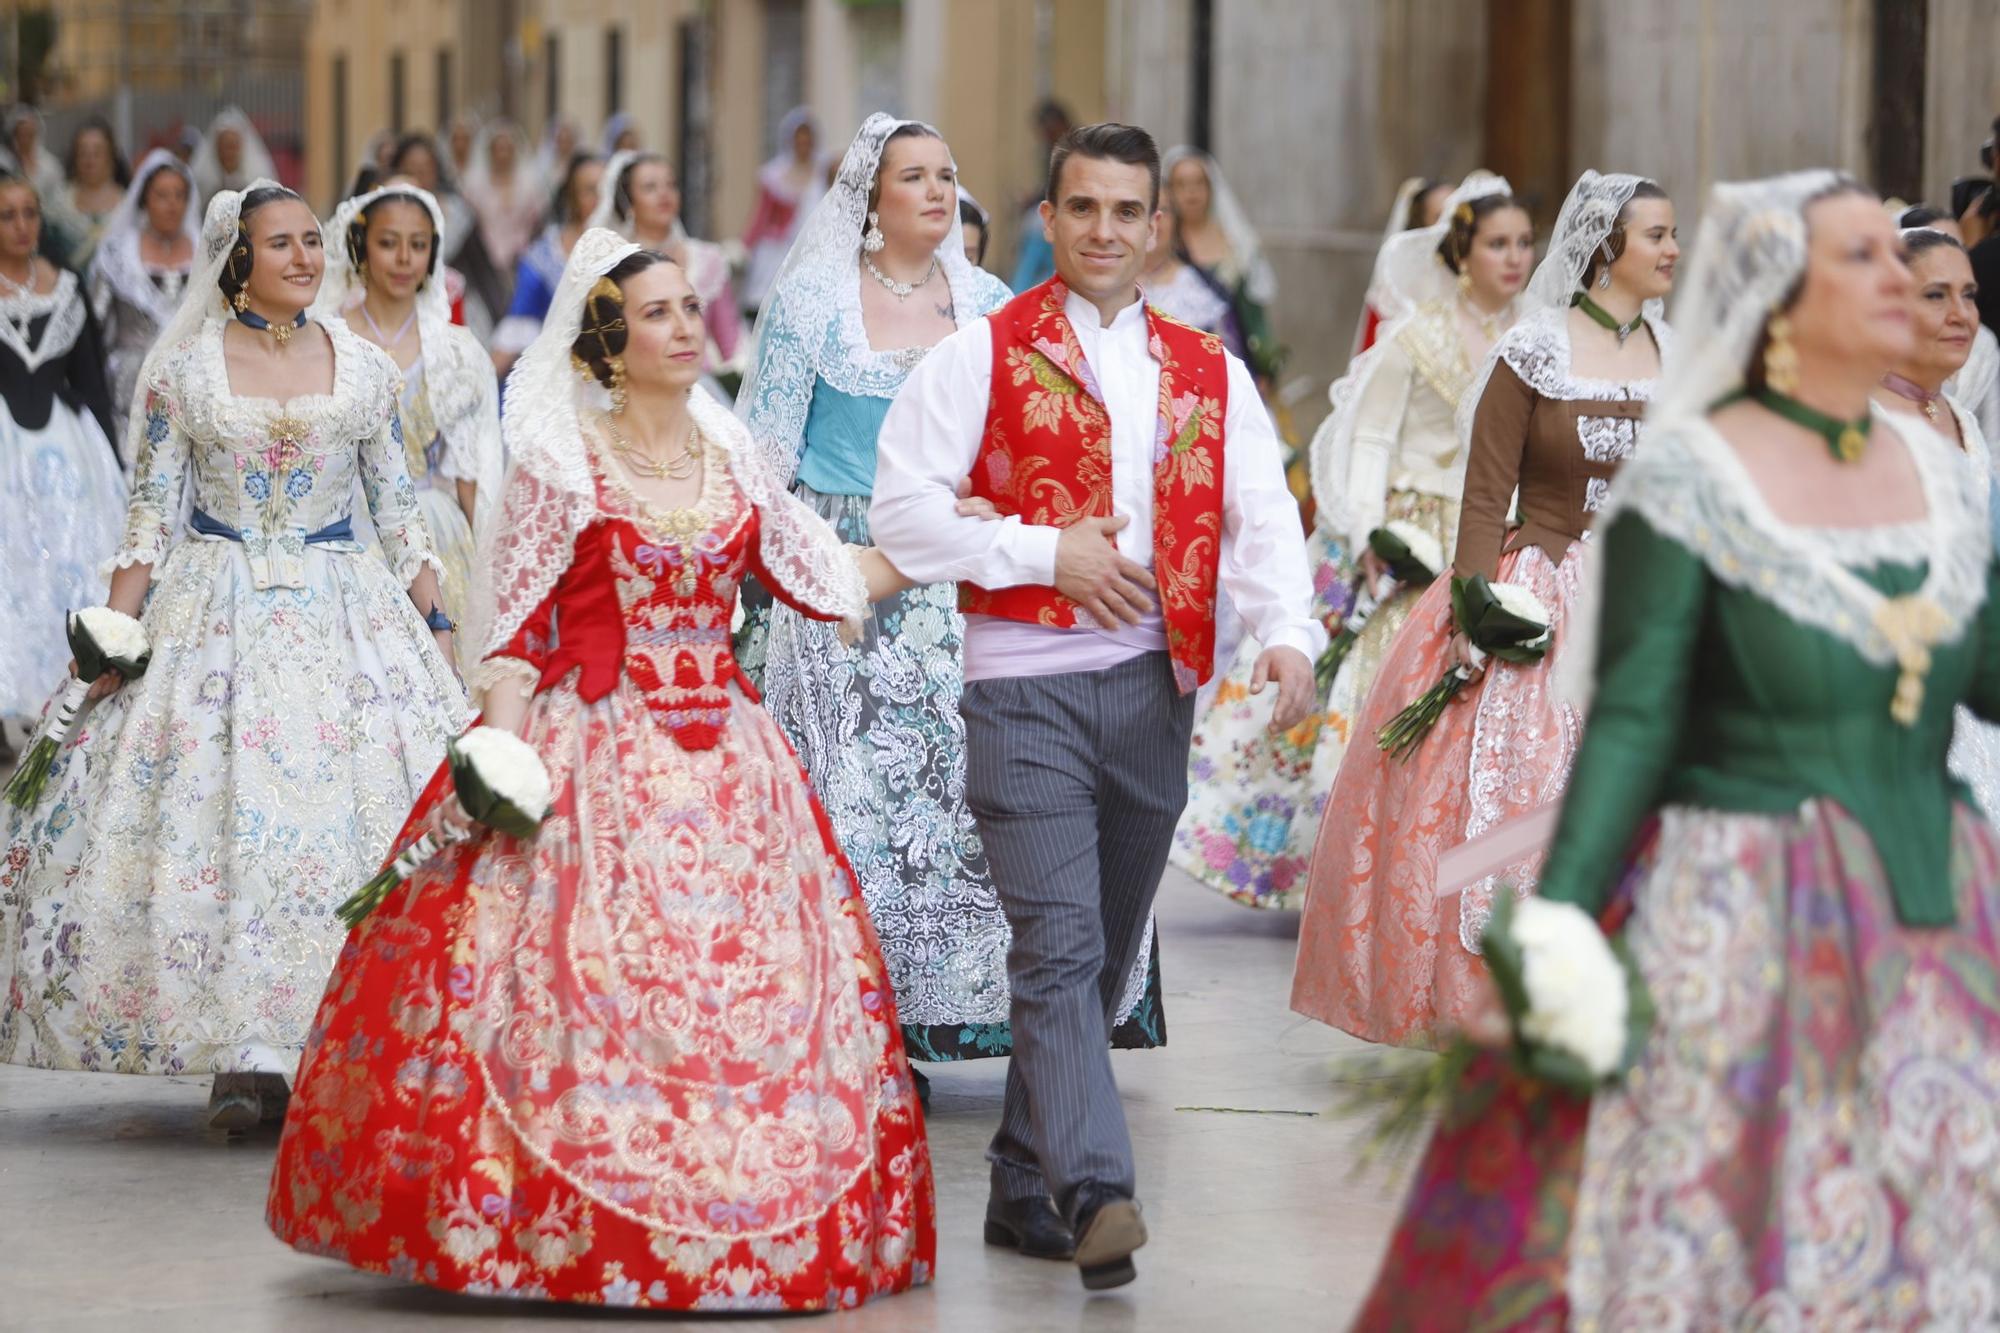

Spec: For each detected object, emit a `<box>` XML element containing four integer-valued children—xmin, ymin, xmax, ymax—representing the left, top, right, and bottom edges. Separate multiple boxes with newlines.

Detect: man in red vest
<box><xmin>871</xmin><ymin>123</ymin><xmax>1322</xmax><ymax>1290</ymax></box>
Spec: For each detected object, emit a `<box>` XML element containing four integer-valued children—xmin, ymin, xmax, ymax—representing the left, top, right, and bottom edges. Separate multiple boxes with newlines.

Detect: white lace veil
<box><xmin>467</xmin><ymin>227</ymin><xmax>865</xmax><ymax>668</ymax></box>
<box><xmin>733</xmin><ymin>111</ymin><xmax>1002</xmax><ymax>484</ymax></box>
<box><xmin>90</xmin><ymin>148</ymin><xmax>201</xmax><ymax>330</ymax></box>
<box><xmin>1556</xmin><ymin>169</ymin><xmax>1853</xmax><ymax>708</ymax></box>
<box><xmin>190</xmin><ymin>107</ymin><xmax>276</xmax><ymax>199</ymax></box>
<box><xmin>1310</xmin><ymin>172</ymin><xmax>1515</xmax><ymax>543</ymax></box>
<box><xmin>313</xmin><ymin>183</ymin><xmax>504</xmax><ymax>563</ymax></box>
<box><xmin>1454</xmin><ymin>170</ymin><xmax>1662</xmax><ymax>451</ymax></box>
<box><xmin>585</xmin><ymin>149</ymin><xmax>687</xmax><ymax>243</ymax></box>
<box><xmin>1349</xmin><ymin>176</ymin><xmax>1434</xmax><ymax>357</ymax></box>
<box><xmin>462</xmin><ymin>119</ymin><xmax>542</xmax><ymax>211</ymax></box>
<box><xmin>135</xmin><ymin>179</ymin><xmax>286</xmax><ymax>397</ymax></box>
<box><xmin>1161</xmin><ymin>145</ymin><xmax>1277</xmax><ymax>305</ymax></box>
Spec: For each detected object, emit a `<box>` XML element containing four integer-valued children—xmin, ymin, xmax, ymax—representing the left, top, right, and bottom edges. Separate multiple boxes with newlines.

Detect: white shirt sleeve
<box><xmin>868</xmin><ymin>318</ymin><xmax>1064</xmax><ymax>588</ymax></box>
<box><xmin>1218</xmin><ymin>353</ymin><xmax>1329</xmax><ymax>662</ymax></box>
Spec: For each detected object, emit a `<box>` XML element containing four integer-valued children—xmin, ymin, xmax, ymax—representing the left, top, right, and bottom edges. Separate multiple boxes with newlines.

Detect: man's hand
<box><xmin>1250</xmin><ymin>646</ymin><xmax>1314</xmax><ymax>733</ymax></box>
<box><xmin>953</xmin><ymin>476</ymin><xmax>1000</xmax><ymax>520</ymax></box>
<box><xmin>1054</xmin><ymin>515</ymin><xmax>1156</xmax><ymax>627</ymax></box>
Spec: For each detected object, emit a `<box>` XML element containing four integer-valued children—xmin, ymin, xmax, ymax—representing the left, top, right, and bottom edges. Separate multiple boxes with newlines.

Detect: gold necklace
<box><xmin>608</xmin><ymin>413</ymin><xmax>701</xmax><ymax>481</ymax></box>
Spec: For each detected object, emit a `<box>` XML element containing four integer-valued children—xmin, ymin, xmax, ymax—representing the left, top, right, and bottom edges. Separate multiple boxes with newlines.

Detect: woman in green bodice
<box><xmin>1349</xmin><ymin>172</ymin><xmax>2000</xmax><ymax>1328</ymax></box>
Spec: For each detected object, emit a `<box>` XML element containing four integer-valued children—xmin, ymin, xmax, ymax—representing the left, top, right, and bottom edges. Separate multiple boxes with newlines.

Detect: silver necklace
<box><xmin>863</xmin><ymin>252</ymin><xmax>937</xmax><ymax>301</ymax></box>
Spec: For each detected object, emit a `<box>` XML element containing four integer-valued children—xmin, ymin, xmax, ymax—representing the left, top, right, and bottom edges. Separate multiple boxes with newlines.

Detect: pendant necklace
<box><xmin>1879</xmin><ymin>373</ymin><xmax>1944</xmax><ymax>425</ymax></box>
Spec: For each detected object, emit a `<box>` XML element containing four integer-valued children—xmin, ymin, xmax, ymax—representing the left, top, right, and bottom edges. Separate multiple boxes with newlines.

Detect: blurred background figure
<box><xmin>87</xmin><ymin>148</ymin><xmax>198</xmax><ymax>424</ymax></box>
<box><xmin>1008</xmin><ymin>97</ymin><xmax>1072</xmax><ymax>291</ymax></box>
<box><xmin>739</xmin><ymin>106</ymin><xmax>828</xmax><ymax>318</ymax></box>
<box><xmin>190</xmin><ymin>107</ymin><xmax>276</xmax><ymax>199</ymax></box>
<box><xmin>63</xmin><ymin>117</ymin><xmax>129</xmax><ymax>272</ymax></box>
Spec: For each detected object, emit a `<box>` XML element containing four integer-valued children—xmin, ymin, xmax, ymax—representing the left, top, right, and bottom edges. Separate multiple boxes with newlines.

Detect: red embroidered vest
<box><xmin>960</xmin><ymin>278</ymin><xmax>1229</xmax><ymax>693</ymax></box>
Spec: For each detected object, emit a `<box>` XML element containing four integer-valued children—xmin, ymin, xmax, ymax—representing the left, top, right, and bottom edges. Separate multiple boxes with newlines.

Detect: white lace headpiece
<box><xmin>468</xmin><ymin>227</ymin><xmax>866</xmax><ymax>664</ymax></box>
<box><xmin>734</xmin><ymin>111</ymin><xmax>996</xmax><ymax>483</ymax></box>
<box><xmin>462</xmin><ymin>118</ymin><xmax>543</xmax><ymax>211</ymax></box>
<box><xmin>1311</xmin><ymin>172</ymin><xmax>1515</xmax><ymax>544</ymax></box>
<box><xmin>134</xmin><ymin>177</ymin><xmax>293</xmax><ymax>400</ymax></box>
<box><xmin>312</xmin><ymin>184</ymin><xmax>453</xmax><ymax>329</ymax></box>
<box><xmin>1160</xmin><ymin>145</ymin><xmax>1277</xmax><ymax>306</ymax></box>
<box><xmin>1455</xmin><ymin>169</ymin><xmax>1663</xmax><ymax>451</ymax></box>
<box><xmin>91</xmin><ymin>148</ymin><xmax>202</xmax><ymax>331</ymax></box>
<box><xmin>1350</xmin><ymin>176</ymin><xmax>1438</xmax><ymax>356</ymax></box>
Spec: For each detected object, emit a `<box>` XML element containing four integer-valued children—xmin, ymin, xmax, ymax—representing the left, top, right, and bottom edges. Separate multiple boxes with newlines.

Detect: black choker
<box><xmin>235</xmin><ymin>307</ymin><xmax>308</xmax><ymax>347</ymax></box>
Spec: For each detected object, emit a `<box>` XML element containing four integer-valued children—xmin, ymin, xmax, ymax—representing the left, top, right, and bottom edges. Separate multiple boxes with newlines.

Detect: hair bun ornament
<box><xmin>1454</xmin><ymin>201</ymin><xmax>1476</xmax><ymax>227</ymax></box>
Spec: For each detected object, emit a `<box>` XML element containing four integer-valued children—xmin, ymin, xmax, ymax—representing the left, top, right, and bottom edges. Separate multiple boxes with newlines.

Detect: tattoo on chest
<box><xmin>937</xmin><ymin>300</ymin><xmax>955</xmax><ymax>322</ymax></box>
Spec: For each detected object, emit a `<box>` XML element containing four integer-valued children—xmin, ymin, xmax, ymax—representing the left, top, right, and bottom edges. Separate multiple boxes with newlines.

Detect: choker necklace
<box><xmin>236</xmin><ymin>307</ymin><xmax>308</xmax><ymax>347</ymax></box>
<box><xmin>1723</xmin><ymin>387</ymin><xmax>1872</xmax><ymax>463</ymax></box>
<box><xmin>1880</xmin><ymin>373</ymin><xmax>1944</xmax><ymax>424</ymax></box>
<box><xmin>1571</xmin><ymin>291</ymin><xmax>1644</xmax><ymax>345</ymax></box>
<box><xmin>1458</xmin><ymin>293</ymin><xmax>1504</xmax><ymax>343</ymax></box>
<box><xmin>864</xmin><ymin>252</ymin><xmax>937</xmax><ymax>301</ymax></box>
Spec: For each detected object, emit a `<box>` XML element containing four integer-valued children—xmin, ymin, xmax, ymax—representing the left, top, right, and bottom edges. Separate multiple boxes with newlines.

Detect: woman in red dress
<box><xmin>265</xmin><ymin>228</ymin><xmax>934</xmax><ymax>1312</ymax></box>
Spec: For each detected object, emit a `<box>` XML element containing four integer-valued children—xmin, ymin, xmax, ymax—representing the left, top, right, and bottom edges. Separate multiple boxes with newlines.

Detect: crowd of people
<box><xmin>3</xmin><ymin>87</ymin><xmax>2000</xmax><ymax>1325</ymax></box>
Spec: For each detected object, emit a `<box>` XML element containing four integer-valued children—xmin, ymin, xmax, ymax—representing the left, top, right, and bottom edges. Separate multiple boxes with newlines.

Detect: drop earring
<box><xmin>1762</xmin><ymin>312</ymin><xmax>1799</xmax><ymax>396</ymax></box>
<box><xmin>232</xmin><ymin>287</ymin><xmax>250</xmax><ymax>312</ymax></box>
<box><xmin>863</xmin><ymin>211</ymin><xmax>886</xmax><ymax>253</ymax></box>
<box><xmin>608</xmin><ymin>355</ymin><xmax>628</xmax><ymax>415</ymax></box>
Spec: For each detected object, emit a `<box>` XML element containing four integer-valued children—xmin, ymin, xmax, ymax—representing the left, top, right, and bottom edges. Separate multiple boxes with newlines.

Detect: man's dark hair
<box><xmin>1044</xmin><ymin>122</ymin><xmax>1160</xmax><ymax>213</ymax></box>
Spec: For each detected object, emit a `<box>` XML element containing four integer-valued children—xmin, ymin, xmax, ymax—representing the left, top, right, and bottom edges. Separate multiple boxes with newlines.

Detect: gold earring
<box><xmin>1763</xmin><ymin>312</ymin><xmax>1799</xmax><ymax>395</ymax></box>
<box><xmin>232</xmin><ymin>287</ymin><xmax>250</xmax><ymax>312</ymax></box>
<box><xmin>1456</xmin><ymin>269</ymin><xmax>1473</xmax><ymax>297</ymax></box>
<box><xmin>608</xmin><ymin>355</ymin><xmax>628</xmax><ymax>414</ymax></box>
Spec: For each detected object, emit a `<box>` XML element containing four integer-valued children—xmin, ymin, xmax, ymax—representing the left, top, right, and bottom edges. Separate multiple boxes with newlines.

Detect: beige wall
<box><xmin>304</xmin><ymin>0</ymin><xmax>470</xmax><ymax>206</ymax></box>
<box><xmin>1925</xmin><ymin>0</ymin><xmax>2000</xmax><ymax>206</ymax></box>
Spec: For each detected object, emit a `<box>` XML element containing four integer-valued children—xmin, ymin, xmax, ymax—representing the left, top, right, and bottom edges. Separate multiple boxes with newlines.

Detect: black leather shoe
<box><xmin>983</xmin><ymin>1195</ymin><xmax>1076</xmax><ymax>1260</ymax></box>
<box><xmin>1068</xmin><ymin>1182</ymin><xmax>1145</xmax><ymax>1290</ymax></box>
<box><xmin>911</xmin><ymin>1066</ymin><xmax>931</xmax><ymax>1109</ymax></box>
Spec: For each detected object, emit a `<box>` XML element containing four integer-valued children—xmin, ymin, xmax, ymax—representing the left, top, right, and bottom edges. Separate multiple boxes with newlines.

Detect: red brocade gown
<box><xmin>266</xmin><ymin>451</ymin><xmax>933</xmax><ymax>1312</ymax></box>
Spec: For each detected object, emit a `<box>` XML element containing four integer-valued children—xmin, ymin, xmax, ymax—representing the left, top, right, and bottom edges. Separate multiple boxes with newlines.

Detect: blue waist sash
<box><xmin>190</xmin><ymin>507</ymin><xmax>355</xmax><ymax>545</ymax></box>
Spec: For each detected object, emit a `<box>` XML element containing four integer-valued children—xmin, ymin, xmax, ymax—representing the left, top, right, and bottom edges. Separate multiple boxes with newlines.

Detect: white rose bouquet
<box><xmin>1315</xmin><ymin>522</ymin><xmax>1446</xmax><ymax>692</ymax></box>
<box><xmin>5</xmin><ymin>608</ymin><xmax>152</xmax><ymax>809</ymax></box>
<box><xmin>1375</xmin><ymin>574</ymin><xmax>1551</xmax><ymax>760</ymax></box>
<box><xmin>335</xmin><ymin>725</ymin><xmax>554</xmax><ymax>927</ymax></box>
<box><xmin>1333</xmin><ymin>893</ymin><xmax>1652</xmax><ymax>1170</ymax></box>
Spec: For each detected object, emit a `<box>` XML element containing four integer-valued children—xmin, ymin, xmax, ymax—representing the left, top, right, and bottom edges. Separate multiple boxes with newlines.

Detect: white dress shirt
<box><xmin>871</xmin><ymin>287</ymin><xmax>1326</xmax><ymax>681</ymax></box>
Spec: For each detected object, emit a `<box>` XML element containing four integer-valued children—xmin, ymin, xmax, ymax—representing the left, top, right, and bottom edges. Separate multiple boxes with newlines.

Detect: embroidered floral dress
<box><xmin>1354</xmin><ymin>411</ymin><xmax>2000</xmax><ymax>1329</ymax></box>
<box><xmin>0</xmin><ymin>316</ymin><xmax>467</xmax><ymax>1075</ymax></box>
<box><xmin>266</xmin><ymin>400</ymin><xmax>933</xmax><ymax>1312</ymax></box>
<box><xmin>1293</xmin><ymin>305</ymin><xmax>1666</xmax><ymax>1047</ymax></box>
<box><xmin>1174</xmin><ymin>298</ymin><xmax>1481</xmax><ymax>909</ymax></box>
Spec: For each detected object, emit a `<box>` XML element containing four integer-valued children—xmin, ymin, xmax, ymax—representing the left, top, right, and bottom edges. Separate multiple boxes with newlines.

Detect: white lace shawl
<box><xmin>86</xmin><ymin>149</ymin><xmax>200</xmax><ymax>334</ymax></box>
<box><xmin>1562</xmin><ymin>410</ymin><xmax>1990</xmax><ymax>712</ymax></box>
<box><xmin>734</xmin><ymin>112</ymin><xmax>1012</xmax><ymax>486</ymax></box>
<box><xmin>312</xmin><ymin>184</ymin><xmax>505</xmax><ymax>560</ymax></box>
<box><xmin>0</xmin><ymin>268</ymin><xmax>87</xmax><ymax>373</ymax></box>
<box><xmin>467</xmin><ymin>228</ymin><xmax>865</xmax><ymax>681</ymax></box>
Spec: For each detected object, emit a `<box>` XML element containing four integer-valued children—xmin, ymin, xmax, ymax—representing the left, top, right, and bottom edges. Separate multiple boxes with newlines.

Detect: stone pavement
<box><xmin>0</xmin><ymin>868</ymin><xmax>1407</xmax><ymax>1332</ymax></box>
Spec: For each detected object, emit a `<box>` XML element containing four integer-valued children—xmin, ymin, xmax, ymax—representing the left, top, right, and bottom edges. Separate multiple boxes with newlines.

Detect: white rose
<box><xmin>454</xmin><ymin>725</ymin><xmax>554</xmax><ymax>819</ymax></box>
<box><xmin>1507</xmin><ymin>897</ymin><xmax>1628</xmax><ymax>1077</ymax></box>
<box><xmin>1487</xmin><ymin>581</ymin><xmax>1553</xmax><ymax>650</ymax></box>
<box><xmin>73</xmin><ymin>606</ymin><xmax>149</xmax><ymax>660</ymax></box>
<box><xmin>1385</xmin><ymin>520</ymin><xmax>1445</xmax><ymax>580</ymax></box>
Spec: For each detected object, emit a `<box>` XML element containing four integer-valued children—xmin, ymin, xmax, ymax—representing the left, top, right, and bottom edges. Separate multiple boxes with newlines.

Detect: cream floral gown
<box><xmin>0</xmin><ymin>315</ymin><xmax>469</xmax><ymax>1076</ymax></box>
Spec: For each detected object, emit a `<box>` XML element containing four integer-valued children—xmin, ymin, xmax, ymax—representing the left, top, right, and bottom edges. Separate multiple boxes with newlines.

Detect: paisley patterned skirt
<box><xmin>736</xmin><ymin>485</ymin><xmax>1164</xmax><ymax>1060</ymax></box>
<box><xmin>266</xmin><ymin>679</ymin><xmax>933</xmax><ymax>1312</ymax></box>
<box><xmin>1172</xmin><ymin>492</ymin><xmax>1458</xmax><ymax>910</ymax></box>
<box><xmin>1291</xmin><ymin>541</ymin><xmax>1587</xmax><ymax>1048</ymax></box>
<box><xmin>1354</xmin><ymin>802</ymin><xmax>2000</xmax><ymax>1330</ymax></box>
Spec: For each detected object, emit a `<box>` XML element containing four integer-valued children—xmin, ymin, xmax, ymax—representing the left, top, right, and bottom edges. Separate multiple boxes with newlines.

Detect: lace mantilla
<box><xmin>736</xmin><ymin>112</ymin><xmax>1012</xmax><ymax>485</ymax></box>
<box><xmin>472</xmin><ymin>228</ymin><xmax>866</xmax><ymax>670</ymax></box>
<box><xmin>0</xmin><ymin>269</ymin><xmax>86</xmax><ymax>374</ymax></box>
<box><xmin>1598</xmin><ymin>411</ymin><xmax>1988</xmax><ymax>669</ymax></box>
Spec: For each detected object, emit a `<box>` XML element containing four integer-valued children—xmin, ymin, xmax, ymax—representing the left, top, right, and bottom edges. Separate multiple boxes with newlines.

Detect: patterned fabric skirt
<box><xmin>266</xmin><ymin>680</ymin><xmax>934</xmax><ymax>1312</ymax></box>
<box><xmin>0</xmin><ymin>541</ymin><xmax>467</xmax><ymax>1074</ymax></box>
<box><xmin>1354</xmin><ymin>802</ymin><xmax>2000</xmax><ymax>1330</ymax></box>
<box><xmin>1291</xmin><ymin>541</ymin><xmax>1587</xmax><ymax>1048</ymax></box>
<box><xmin>0</xmin><ymin>398</ymin><xmax>125</xmax><ymax>720</ymax></box>
<box><xmin>735</xmin><ymin>484</ymin><xmax>1164</xmax><ymax>1060</ymax></box>
<box><xmin>1172</xmin><ymin>492</ymin><xmax>1458</xmax><ymax>910</ymax></box>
